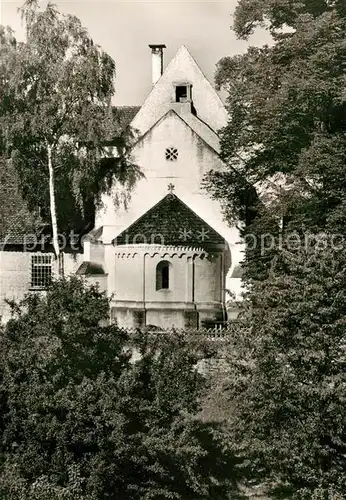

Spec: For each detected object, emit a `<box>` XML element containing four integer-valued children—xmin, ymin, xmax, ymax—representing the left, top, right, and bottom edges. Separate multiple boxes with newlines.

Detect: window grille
<box><xmin>31</xmin><ymin>254</ymin><xmax>52</xmax><ymax>289</ymax></box>
<box><xmin>165</xmin><ymin>147</ymin><xmax>178</xmax><ymax>161</ymax></box>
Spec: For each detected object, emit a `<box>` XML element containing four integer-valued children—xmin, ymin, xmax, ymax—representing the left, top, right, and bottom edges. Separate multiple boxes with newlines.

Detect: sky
<box><xmin>1</xmin><ymin>0</ymin><xmax>272</xmax><ymax>105</ymax></box>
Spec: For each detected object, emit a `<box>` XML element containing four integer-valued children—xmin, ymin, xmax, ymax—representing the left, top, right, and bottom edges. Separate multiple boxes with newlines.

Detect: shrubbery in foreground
<box><xmin>0</xmin><ymin>277</ymin><xmax>237</xmax><ymax>499</ymax></box>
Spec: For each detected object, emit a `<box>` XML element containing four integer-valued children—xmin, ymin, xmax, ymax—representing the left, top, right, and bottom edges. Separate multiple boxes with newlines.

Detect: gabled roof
<box><xmin>113</xmin><ymin>192</ymin><xmax>226</xmax><ymax>249</ymax></box>
<box><xmin>135</xmin><ymin>108</ymin><xmax>220</xmax><ymax>154</ymax></box>
<box><xmin>131</xmin><ymin>45</ymin><xmax>228</xmax><ymax>138</ymax></box>
<box><xmin>172</xmin><ymin>109</ymin><xmax>220</xmax><ymax>154</ymax></box>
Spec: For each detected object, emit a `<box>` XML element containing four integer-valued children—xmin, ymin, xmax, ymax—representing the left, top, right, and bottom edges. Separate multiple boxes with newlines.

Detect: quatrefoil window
<box><xmin>165</xmin><ymin>147</ymin><xmax>178</xmax><ymax>161</ymax></box>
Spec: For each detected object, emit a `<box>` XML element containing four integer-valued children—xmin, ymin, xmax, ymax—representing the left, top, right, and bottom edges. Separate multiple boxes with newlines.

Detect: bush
<box><xmin>0</xmin><ymin>277</ymin><xmax>237</xmax><ymax>499</ymax></box>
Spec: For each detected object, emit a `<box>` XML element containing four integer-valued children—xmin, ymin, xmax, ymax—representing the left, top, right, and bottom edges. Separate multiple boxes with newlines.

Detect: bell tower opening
<box><xmin>175</xmin><ymin>83</ymin><xmax>192</xmax><ymax>103</ymax></box>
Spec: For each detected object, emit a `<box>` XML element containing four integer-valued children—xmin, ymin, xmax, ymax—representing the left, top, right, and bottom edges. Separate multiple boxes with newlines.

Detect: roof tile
<box><xmin>114</xmin><ymin>193</ymin><xmax>225</xmax><ymax>249</ymax></box>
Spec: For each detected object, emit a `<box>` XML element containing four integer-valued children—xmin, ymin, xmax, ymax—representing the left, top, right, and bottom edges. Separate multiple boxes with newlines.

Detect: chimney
<box><xmin>149</xmin><ymin>44</ymin><xmax>166</xmax><ymax>86</ymax></box>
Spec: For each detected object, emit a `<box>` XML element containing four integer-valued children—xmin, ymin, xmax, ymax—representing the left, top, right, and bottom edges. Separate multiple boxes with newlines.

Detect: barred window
<box><xmin>31</xmin><ymin>254</ymin><xmax>52</xmax><ymax>289</ymax></box>
<box><xmin>165</xmin><ymin>147</ymin><xmax>178</xmax><ymax>161</ymax></box>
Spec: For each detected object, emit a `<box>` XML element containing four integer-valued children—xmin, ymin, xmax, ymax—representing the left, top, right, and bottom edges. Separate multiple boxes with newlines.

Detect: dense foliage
<box><xmin>0</xmin><ymin>278</ymin><xmax>236</xmax><ymax>499</ymax></box>
<box><xmin>0</xmin><ymin>1</ymin><xmax>141</xmax><ymax>253</ymax></box>
<box><xmin>205</xmin><ymin>0</ymin><xmax>346</xmax><ymax>498</ymax></box>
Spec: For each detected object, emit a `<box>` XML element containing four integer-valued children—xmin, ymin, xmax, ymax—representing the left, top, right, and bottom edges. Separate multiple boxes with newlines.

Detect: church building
<box><xmin>0</xmin><ymin>45</ymin><xmax>243</xmax><ymax>327</ymax></box>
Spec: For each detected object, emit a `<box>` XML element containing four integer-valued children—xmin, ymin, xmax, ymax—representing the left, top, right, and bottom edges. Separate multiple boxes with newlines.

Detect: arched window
<box><xmin>156</xmin><ymin>260</ymin><xmax>170</xmax><ymax>290</ymax></box>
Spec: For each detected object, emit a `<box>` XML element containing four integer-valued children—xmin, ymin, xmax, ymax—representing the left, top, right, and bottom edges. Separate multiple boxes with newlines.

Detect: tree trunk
<box><xmin>46</xmin><ymin>141</ymin><xmax>60</xmax><ymax>263</ymax></box>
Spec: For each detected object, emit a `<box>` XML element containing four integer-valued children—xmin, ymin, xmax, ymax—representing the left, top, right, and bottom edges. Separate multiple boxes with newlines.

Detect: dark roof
<box><xmin>76</xmin><ymin>261</ymin><xmax>105</xmax><ymax>275</ymax></box>
<box><xmin>114</xmin><ymin>193</ymin><xmax>226</xmax><ymax>249</ymax></box>
<box><xmin>231</xmin><ymin>264</ymin><xmax>244</xmax><ymax>278</ymax></box>
<box><xmin>0</xmin><ymin>157</ymin><xmax>42</xmax><ymax>246</ymax></box>
<box><xmin>111</xmin><ymin>106</ymin><xmax>140</xmax><ymax>135</ymax></box>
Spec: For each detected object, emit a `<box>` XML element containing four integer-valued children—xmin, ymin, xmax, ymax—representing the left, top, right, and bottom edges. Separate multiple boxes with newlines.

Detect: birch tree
<box><xmin>1</xmin><ymin>1</ymin><xmax>139</xmax><ymax>261</ymax></box>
